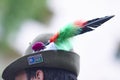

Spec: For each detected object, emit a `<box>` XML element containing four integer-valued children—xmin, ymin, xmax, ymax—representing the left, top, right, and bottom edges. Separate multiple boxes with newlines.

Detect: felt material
<box><xmin>2</xmin><ymin>50</ymin><xmax>80</xmax><ymax>80</ymax></box>
<box><xmin>25</xmin><ymin>33</ymin><xmax>53</xmax><ymax>54</ymax></box>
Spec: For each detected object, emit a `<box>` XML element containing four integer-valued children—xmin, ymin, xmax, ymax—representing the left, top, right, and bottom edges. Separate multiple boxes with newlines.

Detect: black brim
<box><xmin>2</xmin><ymin>50</ymin><xmax>80</xmax><ymax>80</ymax></box>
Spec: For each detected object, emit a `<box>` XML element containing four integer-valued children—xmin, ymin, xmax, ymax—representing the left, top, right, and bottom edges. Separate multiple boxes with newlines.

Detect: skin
<box><xmin>15</xmin><ymin>70</ymin><xmax>44</xmax><ymax>80</ymax></box>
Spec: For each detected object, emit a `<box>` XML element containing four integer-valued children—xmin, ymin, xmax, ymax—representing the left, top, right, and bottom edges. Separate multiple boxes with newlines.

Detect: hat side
<box><xmin>2</xmin><ymin>50</ymin><xmax>80</xmax><ymax>80</ymax></box>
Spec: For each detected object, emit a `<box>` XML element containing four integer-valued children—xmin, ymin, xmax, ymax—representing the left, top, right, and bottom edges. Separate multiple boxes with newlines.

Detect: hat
<box><xmin>2</xmin><ymin>34</ymin><xmax>80</xmax><ymax>80</ymax></box>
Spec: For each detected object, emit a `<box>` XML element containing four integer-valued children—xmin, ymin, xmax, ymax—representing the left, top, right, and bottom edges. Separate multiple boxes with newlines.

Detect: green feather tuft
<box><xmin>55</xmin><ymin>38</ymin><xmax>72</xmax><ymax>51</ymax></box>
<box><xmin>55</xmin><ymin>23</ymin><xmax>82</xmax><ymax>51</ymax></box>
<box><xmin>56</xmin><ymin>23</ymin><xmax>82</xmax><ymax>42</ymax></box>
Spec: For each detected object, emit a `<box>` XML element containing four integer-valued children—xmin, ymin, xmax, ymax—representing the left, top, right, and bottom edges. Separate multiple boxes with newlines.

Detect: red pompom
<box><xmin>32</xmin><ymin>42</ymin><xmax>45</xmax><ymax>51</ymax></box>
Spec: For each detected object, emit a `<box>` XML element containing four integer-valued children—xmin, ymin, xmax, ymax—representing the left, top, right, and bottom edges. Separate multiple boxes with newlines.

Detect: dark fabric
<box><xmin>2</xmin><ymin>50</ymin><xmax>80</xmax><ymax>80</ymax></box>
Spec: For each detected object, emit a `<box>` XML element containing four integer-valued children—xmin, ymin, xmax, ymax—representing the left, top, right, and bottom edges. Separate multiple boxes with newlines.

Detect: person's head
<box><xmin>15</xmin><ymin>68</ymin><xmax>77</xmax><ymax>80</ymax></box>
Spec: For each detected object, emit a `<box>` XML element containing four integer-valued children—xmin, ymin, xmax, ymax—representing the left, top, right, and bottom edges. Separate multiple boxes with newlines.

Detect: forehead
<box><xmin>15</xmin><ymin>71</ymin><xmax>27</xmax><ymax>80</ymax></box>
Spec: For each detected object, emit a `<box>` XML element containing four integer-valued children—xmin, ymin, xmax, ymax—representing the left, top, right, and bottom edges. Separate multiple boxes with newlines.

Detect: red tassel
<box><xmin>49</xmin><ymin>32</ymin><xmax>59</xmax><ymax>42</ymax></box>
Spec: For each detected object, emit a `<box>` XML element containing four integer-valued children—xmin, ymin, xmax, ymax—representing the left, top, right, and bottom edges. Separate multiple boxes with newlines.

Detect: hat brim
<box><xmin>2</xmin><ymin>50</ymin><xmax>80</xmax><ymax>80</ymax></box>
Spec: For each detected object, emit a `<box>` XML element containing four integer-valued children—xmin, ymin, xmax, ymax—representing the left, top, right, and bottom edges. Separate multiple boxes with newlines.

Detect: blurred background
<box><xmin>0</xmin><ymin>0</ymin><xmax>120</xmax><ymax>80</ymax></box>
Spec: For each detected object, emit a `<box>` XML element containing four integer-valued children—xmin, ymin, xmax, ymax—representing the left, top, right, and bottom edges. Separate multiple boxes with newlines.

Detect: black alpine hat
<box><xmin>2</xmin><ymin>34</ymin><xmax>80</xmax><ymax>80</ymax></box>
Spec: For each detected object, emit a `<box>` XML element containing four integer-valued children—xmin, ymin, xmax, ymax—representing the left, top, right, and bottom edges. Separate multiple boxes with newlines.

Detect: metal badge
<box><xmin>27</xmin><ymin>54</ymin><xmax>43</xmax><ymax>65</ymax></box>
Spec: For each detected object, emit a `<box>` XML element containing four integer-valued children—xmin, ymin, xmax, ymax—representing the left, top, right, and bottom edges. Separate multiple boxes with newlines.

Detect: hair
<box><xmin>25</xmin><ymin>67</ymin><xmax>77</xmax><ymax>80</ymax></box>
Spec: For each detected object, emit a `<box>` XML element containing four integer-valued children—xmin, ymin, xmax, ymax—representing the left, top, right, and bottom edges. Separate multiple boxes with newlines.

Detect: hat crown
<box><xmin>25</xmin><ymin>33</ymin><xmax>53</xmax><ymax>54</ymax></box>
